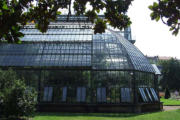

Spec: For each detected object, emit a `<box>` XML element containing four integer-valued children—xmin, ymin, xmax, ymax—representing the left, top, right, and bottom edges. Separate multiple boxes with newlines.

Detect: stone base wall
<box><xmin>37</xmin><ymin>103</ymin><xmax>163</xmax><ymax>113</ymax></box>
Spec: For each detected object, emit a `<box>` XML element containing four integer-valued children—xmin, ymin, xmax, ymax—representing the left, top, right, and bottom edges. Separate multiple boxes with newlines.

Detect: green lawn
<box><xmin>161</xmin><ymin>98</ymin><xmax>180</xmax><ymax>105</ymax></box>
<box><xmin>34</xmin><ymin>109</ymin><xmax>180</xmax><ymax>120</ymax></box>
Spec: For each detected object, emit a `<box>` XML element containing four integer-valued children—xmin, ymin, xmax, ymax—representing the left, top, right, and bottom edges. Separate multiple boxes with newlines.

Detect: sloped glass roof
<box><xmin>0</xmin><ymin>18</ymin><xmax>155</xmax><ymax>73</ymax></box>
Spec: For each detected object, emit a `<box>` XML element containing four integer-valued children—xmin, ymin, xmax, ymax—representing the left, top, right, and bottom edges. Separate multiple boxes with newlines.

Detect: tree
<box><xmin>1</xmin><ymin>0</ymin><xmax>179</xmax><ymax>43</ymax></box>
<box><xmin>164</xmin><ymin>86</ymin><xmax>171</xmax><ymax>99</ymax></box>
<box><xmin>0</xmin><ymin>0</ymin><xmax>133</xmax><ymax>43</ymax></box>
<box><xmin>149</xmin><ymin>0</ymin><xmax>180</xmax><ymax>35</ymax></box>
<box><xmin>160</xmin><ymin>58</ymin><xmax>180</xmax><ymax>90</ymax></box>
<box><xmin>0</xmin><ymin>69</ymin><xmax>37</xmax><ymax>119</ymax></box>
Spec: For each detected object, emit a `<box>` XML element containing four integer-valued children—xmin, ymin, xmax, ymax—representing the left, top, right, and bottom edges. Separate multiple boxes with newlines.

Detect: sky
<box><xmin>127</xmin><ymin>0</ymin><xmax>180</xmax><ymax>59</ymax></box>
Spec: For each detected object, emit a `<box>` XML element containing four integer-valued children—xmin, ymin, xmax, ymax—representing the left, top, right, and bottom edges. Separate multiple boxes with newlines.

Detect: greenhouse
<box><xmin>0</xmin><ymin>15</ymin><xmax>161</xmax><ymax>113</ymax></box>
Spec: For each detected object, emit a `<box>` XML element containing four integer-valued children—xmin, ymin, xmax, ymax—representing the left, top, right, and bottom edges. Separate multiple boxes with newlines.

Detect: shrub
<box><xmin>165</xmin><ymin>87</ymin><xmax>171</xmax><ymax>99</ymax></box>
<box><xmin>0</xmin><ymin>69</ymin><xmax>37</xmax><ymax>119</ymax></box>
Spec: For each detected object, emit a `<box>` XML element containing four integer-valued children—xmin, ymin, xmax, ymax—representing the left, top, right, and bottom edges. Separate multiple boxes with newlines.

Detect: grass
<box><xmin>161</xmin><ymin>98</ymin><xmax>180</xmax><ymax>105</ymax></box>
<box><xmin>34</xmin><ymin>109</ymin><xmax>180</xmax><ymax>120</ymax></box>
<box><xmin>33</xmin><ymin>98</ymin><xmax>180</xmax><ymax>120</ymax></box>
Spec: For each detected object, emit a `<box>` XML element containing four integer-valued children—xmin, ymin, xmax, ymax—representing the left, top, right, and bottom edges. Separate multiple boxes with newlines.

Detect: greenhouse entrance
<box><xmin>0</xmin><ymin>15</ymin><xmax>162</xmax><ymax>113</ymax></box>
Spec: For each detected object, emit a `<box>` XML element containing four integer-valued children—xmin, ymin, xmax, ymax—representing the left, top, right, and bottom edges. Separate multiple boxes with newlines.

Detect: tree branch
<box><xmin>67</xmin><ymin>0</ymin><xmax>72</xmax><ymax>22</ymax></box>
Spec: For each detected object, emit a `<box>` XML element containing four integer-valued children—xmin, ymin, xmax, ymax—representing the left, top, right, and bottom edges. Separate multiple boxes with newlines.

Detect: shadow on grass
<box><xmin>34</xmin><ymin>111</ymin><xmax>161</xmax><ymax>118</ymax></box>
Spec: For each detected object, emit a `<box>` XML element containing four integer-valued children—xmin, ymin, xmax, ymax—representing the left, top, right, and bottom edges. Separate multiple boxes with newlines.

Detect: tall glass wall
<box><xmin>15</xmin><ymin>70</ymin><xmax>155</xmax><ymax>104</ymax></box>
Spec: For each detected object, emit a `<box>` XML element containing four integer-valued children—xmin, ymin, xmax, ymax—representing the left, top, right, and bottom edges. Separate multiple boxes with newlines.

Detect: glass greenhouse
<box><xmin>0</xmin><ymin>15</ymin><xmax>161</xmax><ymax>112</ymax></box>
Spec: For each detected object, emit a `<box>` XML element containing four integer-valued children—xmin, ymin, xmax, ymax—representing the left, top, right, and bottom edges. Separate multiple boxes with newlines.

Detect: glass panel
<box><xmin>97</xmin><ymin>87</ymin><xmax>106</xmax><ymax>102</ymax></box>
<box><xmin>76</xmin><ymin>87</ymin><xmax>86</xmax><ymax>102</ymax></box>
<box><xmin>77</xmin><ymin>87</ymin><xmax>81</xmax><ymax>102</ymax></box>
<box><xmin>81</xmin><ymin>87</ymin><xmax>86</xmax><ymax>102</ymax></box>
<box><xmin>108</xmin><ymin>30</ymin><xmax>155</xmax><ymax>73</ymax></box>
<box><xmin>43</xmin><ymin>87</ymin><xmax>49</xmax><ymax>102</ymax></box>
<box><xmin>43</xmin><ymin>87</ymin><xmax>53</xmax><ymax>102</ymax></box>
<box><xmin>139</xmin><ymin>88</ymin><xmax>148</xmax><ymax>102</ymax></box>
<box><xmin>62</xmin><ymin>87</ymin><xmax>67</xmax><ymax>102</ymax></box>
<box><xmin>145</xmin><ymin>88</ymin><xmax>153</xmax><ymax>102</ymax></box>
<box><xmin>48</xmin><ymin>87</ymin><xmax>53</xmax><ymax>102</ymax></box>
<box><xmin>121</xmin><ymin>88</ymin><xmax>131</xmax><ymax>103</ymax></box>
<box><xmin>150</xmin><ymin>88</ymin><xmax>159</xmax><ymax>101</ymax></box>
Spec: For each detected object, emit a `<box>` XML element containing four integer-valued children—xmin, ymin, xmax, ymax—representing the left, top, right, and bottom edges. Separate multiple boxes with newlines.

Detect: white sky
<box><xmin>127</xmin><ymin>0</ymin><xmax>180</xmax><ymax>59</ymax></box>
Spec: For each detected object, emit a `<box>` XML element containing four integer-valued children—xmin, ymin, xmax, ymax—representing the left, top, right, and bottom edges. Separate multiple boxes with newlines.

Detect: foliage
<box><xmin>93</xmin><ymin>18</ymin><xmax>107</xmax><ymax>34</ymax></box>
<box><xmin>149</xmin><ymin>0</ymin><xmax>180</xmax><ymax>35</ymax></box>
<box><xmin>34</xmin><ymin>110</ymin><xmax>180</xmax><ymax>120</ymax></box>
<box><xmin>0</xmin><ymin>0</ymin><xmax>133</xmax><ymax>43</ymax></box>
<box><xmin>160</xmin><ymin>58</ymin><xmax>180</xmax><ymax>90</ymax></box>
<box><xmin>0</xmin><ymin>69</ymin><xmax>37</xmax><ymax>119</ymax></box>
<box><xmin>1</xmin><ymin>0</ymin><xmax>180</xmax><ymax>43</ymax></box>
<box><xmin>165</xmin><ymin>87</ymin><xmax>171</xmax><ymax>99</ymax></box>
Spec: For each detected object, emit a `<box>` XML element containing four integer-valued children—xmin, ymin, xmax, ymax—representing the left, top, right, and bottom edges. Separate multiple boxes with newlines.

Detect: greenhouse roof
<box><xmin>0</xmin><ymin>16</ymin><xmax>155</xmax><ymax>73</ymax></box>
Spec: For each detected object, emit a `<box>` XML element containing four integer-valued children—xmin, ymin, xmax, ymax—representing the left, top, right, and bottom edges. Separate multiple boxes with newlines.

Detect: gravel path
<box><xmin>163</xmin><ymin>106</ymin><xmax>180</xmax><ymax>111</ymax></box>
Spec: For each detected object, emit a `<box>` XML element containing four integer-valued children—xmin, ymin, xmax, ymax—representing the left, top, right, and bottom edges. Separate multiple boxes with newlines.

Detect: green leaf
<box><xmin>0</xmin><ymin>9</ymin><xmax>2</xmax><ymax>15</ymax></box>
<box><xmin>148</xmin><ymin>5</ymin><xmax>153</xmax><ymax>10</ymax></box>
<box><xmin>169</xmin><ymin>27</ymin><xmax>174</xmax><ymax>31</ymax></box>
<box><xmin>56</xmin><ymin>11</ymin><xmax>61</xmax><ymax>15</ymax></box>
<box><xmin>155</xmin><ymin>16</ymin><xmax>160</xmax><ymax>21</ymax></box>
<box><xmin>150</xmin><ymin>13</ymin><xmax>155</xmax><ymax>20</ymax></box>
<box><xmin>172</xmin><ymin>29</ymin><xmax>179</xmax><ymax>36</ymax></box>
<box><xmin>96</xmin><ymin>9</ymin><xmax>100</xmax><ymax>13</ymax></box>
<box><xmin>94</xmin><ymin>18</ymin><xmax>107</xmax><ymax>34</ymax></box>
<box><xmin>17</xmin><ymin>40</ymin><xmax>22</xmax><ymax>44</ymax></box>
<box><xmin>35</xmin><ymin>24</ymin><xmax>38</xmax><ymax>29</ymax></box>
<box><xmin>11</xmin><ymin>8</ymin><xmax>15</xmax><ymax>13</ymax></box>
<box><xmin>153</xmin><ymin>2</ymin><xmax>158</xmax><ymax>7</ymax></box>
<box><xmin>2</xmin><ymin>1</ymin><xmax>9</xmax><ymax>10</ymax></box>
<box><xmin>12</xmin><ymin>26</ymin><xmax>16</xmax><ymax>30</ymax></box>
<box><xmin>17</xmin><ymin>32</ymin><xmax>24</xmax><ymax>38</ymax></box>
